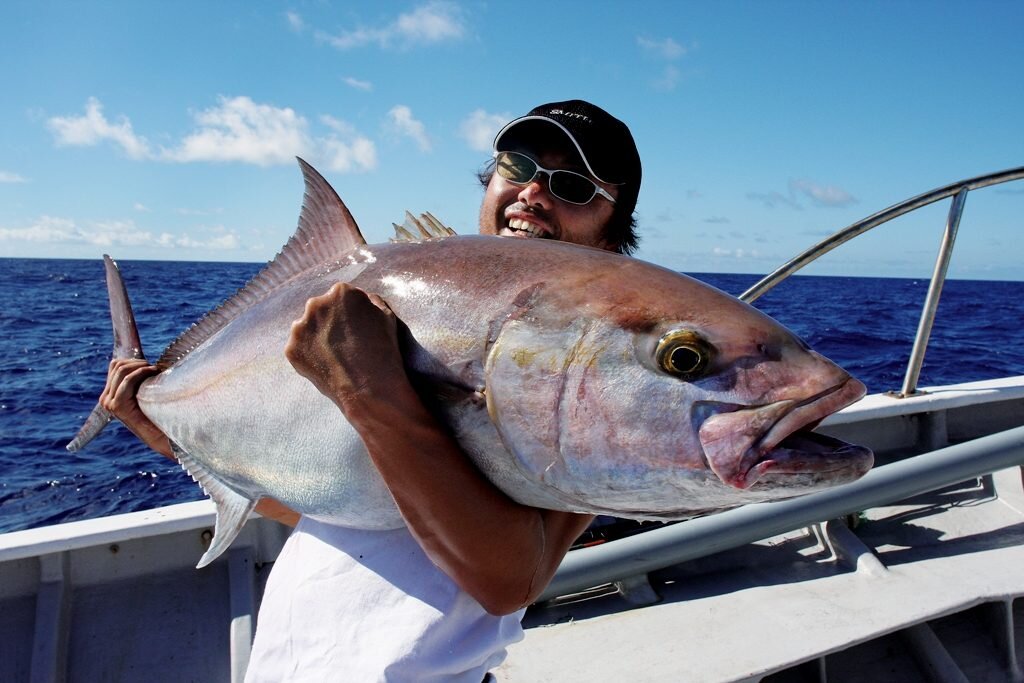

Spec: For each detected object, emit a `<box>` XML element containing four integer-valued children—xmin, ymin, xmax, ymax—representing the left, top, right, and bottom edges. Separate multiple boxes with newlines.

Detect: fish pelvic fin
<box><xmin>67</xmin><ymin>255</ymin><xmax>146</xmax><ymax>452</ymax></box>
<box><xmin>390</xmin><ymin>210</ymin><xmax>457</xmax><ymax>243</ymax></box>
<box><xmin>155</xmin><ymin>158</ymin><xmax>366</xmax><ymax>370</ymax></box>
<box><xmin>172</xmin><ymin>442</ymin><xmax>258</xmax><ymax>568</ymax></box>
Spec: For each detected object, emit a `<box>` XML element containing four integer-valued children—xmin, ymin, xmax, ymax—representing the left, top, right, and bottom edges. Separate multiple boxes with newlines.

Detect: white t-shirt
<box><xmin>245</xmin><ymin>517</ymin><xmax>525</xmax><ymax>682</ymax></box>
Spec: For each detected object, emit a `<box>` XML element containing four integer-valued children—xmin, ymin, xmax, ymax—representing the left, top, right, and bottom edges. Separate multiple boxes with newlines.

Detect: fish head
<box><xmin>483</xmin><ymin>247</ymin><xmax>873</xmax><ymax>519</ymax></box>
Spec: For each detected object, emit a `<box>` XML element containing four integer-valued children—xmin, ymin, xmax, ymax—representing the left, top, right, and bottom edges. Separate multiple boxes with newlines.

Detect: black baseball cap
<box><xmin>493</xmin><ymin>100</ymin><xmax>642</xmax><ymax>211</ymax></box>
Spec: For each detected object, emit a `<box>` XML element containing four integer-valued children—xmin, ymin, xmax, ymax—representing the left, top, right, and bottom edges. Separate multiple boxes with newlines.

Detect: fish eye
<box><xmin>655</xmin><ymin>330</ymin><xmax>713</xmax><ymax>380</ymax></box>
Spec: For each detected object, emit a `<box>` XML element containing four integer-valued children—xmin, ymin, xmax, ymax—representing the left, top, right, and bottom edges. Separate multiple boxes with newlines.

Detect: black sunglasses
<box><xmin>493</xmin><ymin>151</ymin><xmax>616</xmax><ymax>206</ymax></box>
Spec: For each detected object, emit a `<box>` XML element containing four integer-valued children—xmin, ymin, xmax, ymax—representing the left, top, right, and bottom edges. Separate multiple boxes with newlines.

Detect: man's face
<box><xmin>478</xmin><ymin>140</ymin><xmax>619</xmax><ymax>252</ymax></box>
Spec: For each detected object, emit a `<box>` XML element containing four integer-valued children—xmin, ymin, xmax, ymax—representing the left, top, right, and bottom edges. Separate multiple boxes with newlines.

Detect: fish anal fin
<box><xmin>171</xmin><ymin>442</ymin><xmax>258</xmax><ymax>568</ymax></box>
<box><xmin>156</xmin><ymin>158</ymin><xmax>364</xmax><ymax>370</ymax></box>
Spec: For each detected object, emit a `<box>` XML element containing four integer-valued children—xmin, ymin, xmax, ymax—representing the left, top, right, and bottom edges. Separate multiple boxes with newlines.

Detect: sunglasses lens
<box><xmin>495</xmin><ymin>152</ymin><xmax>538</xmax><ymax>184</ymax></box>
<box><xmin>549</xmin><ymin>171</ymin><xmax>597</xmax><ymax>204</ymax></box>
<box><xmin>494</xmin><ymin>151</ymin><xmax>604</xmax><ymax>205</ymax></box>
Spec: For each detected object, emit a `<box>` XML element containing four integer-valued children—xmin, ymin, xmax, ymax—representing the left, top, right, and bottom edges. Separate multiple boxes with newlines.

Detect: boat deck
<box><xmin>499</xmin><ymin>466</ymin><xmax>1024</xmax><ymax>682</ymax></box>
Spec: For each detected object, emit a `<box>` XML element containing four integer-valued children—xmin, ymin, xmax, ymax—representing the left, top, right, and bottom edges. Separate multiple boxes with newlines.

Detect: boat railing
<box><xmin>541</xmin><ymin>166</ymin><xmax>1024</xmax><ymax>603</ymax></box>
<box><xmin>541</xmin><ymin>423</ymin><xmax>1024</xmax><ymax>602</ymax></box>
<box><xmin>739</xmin><ymin>166</ymin><xmax>1024</xmax><ymax>397</ymax></box>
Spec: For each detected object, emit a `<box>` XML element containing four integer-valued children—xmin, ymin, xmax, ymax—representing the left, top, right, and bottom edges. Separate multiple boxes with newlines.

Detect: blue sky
<box><xmin>1</xmin><ymin>1</ymin><xmax>1021</xmax><ymax>279</ymax></box>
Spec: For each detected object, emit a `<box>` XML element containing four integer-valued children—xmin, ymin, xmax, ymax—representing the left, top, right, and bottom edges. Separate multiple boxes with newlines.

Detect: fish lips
<box><xmin>697</xmin><ymin>378</ymin><xmax>873</xmax><ymax>490</ymax></box>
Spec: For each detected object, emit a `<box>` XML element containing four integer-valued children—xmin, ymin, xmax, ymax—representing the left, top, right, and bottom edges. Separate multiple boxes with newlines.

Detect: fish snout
<box><xmin>697</xmin><ymin>375</ymin><xmax>870</xmax><ymax>491</ymax></box>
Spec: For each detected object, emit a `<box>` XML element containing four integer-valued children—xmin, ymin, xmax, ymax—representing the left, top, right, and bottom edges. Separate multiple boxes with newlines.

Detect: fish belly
<box><xmin>138</xmin><ymin>276</ymin><xmax>406</xmax><ymax>529</ymax></box>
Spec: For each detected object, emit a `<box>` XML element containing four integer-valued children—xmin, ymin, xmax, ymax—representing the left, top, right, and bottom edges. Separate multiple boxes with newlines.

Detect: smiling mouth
<box><xmin>501</xmin><ymin>217</ymin><xmax>552</xmax><ymax>239</ymax></box>
<box><xmin>697</xmin><ymin>378</ymin><xmax>873</xmax><ymax>490</ymax></box>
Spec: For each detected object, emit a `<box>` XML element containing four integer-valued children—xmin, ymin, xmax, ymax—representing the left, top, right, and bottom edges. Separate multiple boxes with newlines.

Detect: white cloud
<box><xmin>394</xmin><ymin>1</ymin><xmax>464</xmax><ymax>43</ymax></box>
<box><xmin>387</xmin><ymin>105</ymin><xmax>431</xmax><ymax>152</ymax></box>
<box><xmin>320</xmin><ymin>115</ymin><xmax>378</xmax><ymax>172</ymax></box>
<box><xmin>320</xmin><ymin>114</ymin><xmax>357</xmax><ymax>136</ymax></box>
<box><xmin>712</xmin><ymin>246</ymin><xmax>760</xmax><ymax>259</ymax></box>
<box><xmin>0</xmin><ymin>171</ymin><xmax>27</xmax><ymax>183</ymax></box>
<box><xmin>47</xmin><ymin>98</ymin><xmax>152</xmax><ymax>159</ymax></box>
<box><xmin>0</xmin><ymin>216</ymin><xmax>79</xmax><ymax>243</ymax></box>
<box><xmin>0</xmin><ymin>216</ymin><xmax>160</xmax><ymax>247</ymax></box>
<box><xmin>746</xmin><ymin>190</ymin><xmax>802</xmax><ymax>210</ymax></box>
<box><xmin>748</xmin><ymin>181</ymin><xmax>856</xmax><ymax>210</ymax></box>
<box><xmin>319</xmin><ymin>1</ymin><xmax>465</xmax><ymax>50</ymax></box>
<box><xmin>343</xmin><ymin>76</ymin><xmax>373</xmax><ymax>91</ymax></box>
<box><xmin>459</xmin><ymin>109</ymin><xmax>510</xmax><ymax>152</ymax></box>
<box><xmin>285</xmin><ymin>11</ymin><xmax>305</xmax><ymax>33</ymax></box>
<box><xmin>133</xmin><ymin>202</ymin><xmax>150</xmax><ymax>212</ymax></box>
<box><xmin>173</xmin><ymin>228</ymin><xmax>240</xmax><ymax>250</ymax></box>
<box><xmin>638</xmin><ymin>36</ymin><xmax>686</xmax><ymax>60</ymax></box>
<box><xmin>653</xmin><ymin>65</ymin><xmax>681</xmax><ymax>91</ymax></box>
<box><xmin>637</xmin><ymin>35</ymin><xmax>690</xmax><ymax>92</ymax></box>
<box><xmin>323</xmin><ymin>135</ymin><xmax>378</xmax><ymax>173</ymax></box>
<box><xmin>0</xmin><ymin>215</ymin><xmax>240</xmax><ymax>250</ymax></box>
<box><xmin>47</xmin><ymin>96</ymin><xmax>376</xmax><ymax>173</ymax></box>
<box><xmin>88</xmin><ymin>219</ymin><xmax>162</xmax><ymax>247</ymax></box>
<box><xmin>165</xmin><ymin>96</ymin><xmax>310</xmax><ymax>166</ymax></box>
<box><xmin>789</xmin><ymin>179</ymin><xmax>858</xmax><ymax>208</ymax></box>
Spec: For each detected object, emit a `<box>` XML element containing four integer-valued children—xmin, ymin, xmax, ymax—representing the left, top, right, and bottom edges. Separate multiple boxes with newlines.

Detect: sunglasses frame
<box><xmin>493</xmin><ymin>151</ymin><xmax>617</xmax><ymax>205</ymax></box>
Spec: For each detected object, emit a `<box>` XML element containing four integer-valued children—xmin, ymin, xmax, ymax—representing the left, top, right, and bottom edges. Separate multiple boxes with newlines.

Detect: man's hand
<box><xmin>285</xmin><ymin>283</ymin><xmax>407</xmax><ymax>414</ymax></box>
<box><xmin>101</xmin><ymin>358</ymin><xmax>172</xmax><ymax>458</ymax></box>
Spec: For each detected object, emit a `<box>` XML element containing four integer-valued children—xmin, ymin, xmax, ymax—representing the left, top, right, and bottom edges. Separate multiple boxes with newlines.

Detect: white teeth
<box><xmin>506</xmin><ymin>218</ymin><xmax>543</xmax><ymax>237</ymax></box>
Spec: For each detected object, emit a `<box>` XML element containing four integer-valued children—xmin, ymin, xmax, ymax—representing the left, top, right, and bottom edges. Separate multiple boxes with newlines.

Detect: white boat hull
<box><xmin>3</xmin><ymin>377</ymin><xmax>1024</xmax><ymax>682</ymax></box>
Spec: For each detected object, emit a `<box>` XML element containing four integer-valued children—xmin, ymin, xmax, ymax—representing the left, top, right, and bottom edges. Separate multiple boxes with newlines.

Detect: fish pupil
<box><xmin>670</xmin><ymin>346</ymin><xmax>702</xmax><ymax>374</ymax></box>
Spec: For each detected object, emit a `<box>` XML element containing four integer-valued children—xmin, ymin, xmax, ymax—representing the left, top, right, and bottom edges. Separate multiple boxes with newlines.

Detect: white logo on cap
<box><xmin>550</xmin><ymin>109</ymin><xmax>591</xmax><ymax>123</ymax></box>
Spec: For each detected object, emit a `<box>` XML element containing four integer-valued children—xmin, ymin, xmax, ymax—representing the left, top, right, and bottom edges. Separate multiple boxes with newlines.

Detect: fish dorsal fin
<box><xmin>391</xmin><ymin>210</ymin><xmax>456</xmax><ymax>243</ymax></box>
<box><xmin>156</xmin><ymin>158</ymin><xmax>364</xmax><ymax>370</ymax></box>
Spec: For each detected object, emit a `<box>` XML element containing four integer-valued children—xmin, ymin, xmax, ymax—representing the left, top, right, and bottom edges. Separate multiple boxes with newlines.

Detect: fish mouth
<box><xmin>697</xmin><ymin>378</ymin><xmax>873</xmax><ymax>490</ymax></box>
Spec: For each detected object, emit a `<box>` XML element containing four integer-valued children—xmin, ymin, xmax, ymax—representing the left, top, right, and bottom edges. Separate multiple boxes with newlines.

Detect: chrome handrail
<box><xmin>899</xmin><ymin>188</ymin><xmax>967</xmax><ymax>397</ymax></box>
<box><xmin>739</xmin><ymin>166</ymin><xmax>1024</xmax><ymax>397</ymax></box>
<box><xmin>541</xmin><ymin>424</ymin><xmax>1024</xmax><ymax>602</ymax></box>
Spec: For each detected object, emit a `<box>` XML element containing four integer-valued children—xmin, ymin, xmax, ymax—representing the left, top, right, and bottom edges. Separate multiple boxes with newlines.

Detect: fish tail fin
<box><xmin>172</xmin><ymin>443</ymin><xmax>258</xmax><ymax>568</ymax></box>
<box><xmin>67</xmin><ymin>255</ymin><xmax>147</xmax><ymax>452</ymax></box>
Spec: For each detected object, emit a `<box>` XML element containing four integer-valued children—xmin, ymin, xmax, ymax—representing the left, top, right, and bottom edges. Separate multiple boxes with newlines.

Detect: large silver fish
<box><xmin>70</xmin><ymin>160</ymin><xmax>872</xmax><ymax>567</ymax></box>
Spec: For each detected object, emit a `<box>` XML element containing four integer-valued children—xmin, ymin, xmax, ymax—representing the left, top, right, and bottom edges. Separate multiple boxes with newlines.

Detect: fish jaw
<box><xmin>697</xmin><ymin>376</ymin><xmax>872</xmax><ymax>490</ymax></box>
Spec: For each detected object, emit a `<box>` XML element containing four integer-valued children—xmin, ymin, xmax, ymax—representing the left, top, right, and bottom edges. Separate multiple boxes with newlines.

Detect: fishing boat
<box><xmin>2</xmin><ymin>167</ymin><xmax>1022</xmax><ymax>683</ymax></box>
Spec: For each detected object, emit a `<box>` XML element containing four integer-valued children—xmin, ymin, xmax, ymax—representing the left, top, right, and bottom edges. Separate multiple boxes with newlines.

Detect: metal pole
<box><xmin>738</xmin><ymin>166</ymin><xmax>1024</xmax><ymax>304</ymax></box>
<box><xmin>539</xmin><ymin>424</ymin><xmax>1024</xmax><ymax>602</ymax></box>
<box><xmin>898</xmin><ymin>188</ymin><xmax>968</xmax><ymax>397</ymax></box>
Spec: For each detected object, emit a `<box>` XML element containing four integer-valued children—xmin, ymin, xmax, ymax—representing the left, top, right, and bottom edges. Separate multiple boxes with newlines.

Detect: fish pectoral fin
<box><xmin>171</xmin><ymin>442</ymin><xmax>258</xmax><ymax>569</ymax></box>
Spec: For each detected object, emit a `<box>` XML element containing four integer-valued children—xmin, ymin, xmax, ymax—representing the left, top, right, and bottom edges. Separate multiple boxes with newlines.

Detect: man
<box><xmin>102</xmin><ymin>99</ymin><xmax>641</xmax><ymax>681</ymax></box>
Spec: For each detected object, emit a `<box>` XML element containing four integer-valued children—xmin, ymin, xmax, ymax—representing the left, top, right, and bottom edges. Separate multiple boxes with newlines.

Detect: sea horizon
<box><xmin>3</xmin><ymin>255</ymin><xmax>1022</xmax><ymax>285</ymax></box>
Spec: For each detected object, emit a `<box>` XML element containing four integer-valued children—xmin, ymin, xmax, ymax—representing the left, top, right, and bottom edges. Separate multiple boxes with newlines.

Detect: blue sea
<box><xmin>2</xmin><ymin>256</ymin><xmax>1023</xmax><ymax>534</ymax></box>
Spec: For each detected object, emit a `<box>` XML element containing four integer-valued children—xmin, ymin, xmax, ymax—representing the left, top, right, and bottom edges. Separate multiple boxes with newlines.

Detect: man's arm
<box><xmin>285</xmin><ymin>283</ymin><xmax>592</xmax><ymax>616</ymax></box>
<box><xmin>101</xmin><ymin>359</ymin><xmax>300</xmax><ymax>527</ymax></box>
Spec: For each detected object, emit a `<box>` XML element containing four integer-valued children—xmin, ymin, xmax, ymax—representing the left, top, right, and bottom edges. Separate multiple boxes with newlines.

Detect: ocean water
<box><xmin>2</xmin><ymin>257</ymin><xmax>1023</xmax><ymax>534</ymax></box>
